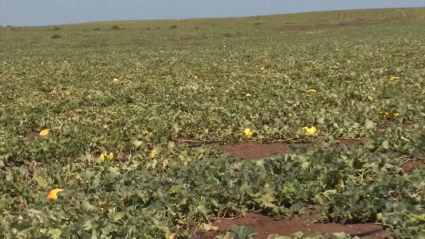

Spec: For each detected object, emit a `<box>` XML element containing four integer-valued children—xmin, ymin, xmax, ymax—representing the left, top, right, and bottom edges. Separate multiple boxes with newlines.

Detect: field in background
<box><xmin>1</xmin><ymin>7</ymin><xmax>425</xmax><ymax>239</ymax></box>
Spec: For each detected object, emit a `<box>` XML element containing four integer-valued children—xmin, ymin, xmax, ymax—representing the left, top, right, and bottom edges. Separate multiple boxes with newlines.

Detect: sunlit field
<box><xmin>1</xmin><ymin>7</ymin><xmax>425</xmax><ymax>239</ymax></box>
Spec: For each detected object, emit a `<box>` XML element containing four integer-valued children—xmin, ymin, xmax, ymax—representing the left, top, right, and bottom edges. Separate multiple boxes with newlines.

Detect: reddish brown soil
<box><xmin>25</xmin><ymin>123</ymin><xmax>422</xmax><ymax>239</ymax></box>
<box><xmin>214</xmin><ymin>139</ymin><xmax>360</xmax><ymax>160</ymax></box>
<box><xmin>199</xmin><ymin>213</ymin><xmax>386</xmax><ymax>239</ymax></box>
<box><xmin>26</xmin><ymin>132</ymin><xmax>41</xmax><ymax>138</ymax></box>
<box><xmin>401</xmin><ymin>161</ymin><xmax>424</xmax><ymax>174</ymax></box>
<box><xmin>214</xmin><ymin>142</ymin><xmax>312</xmax><ymax>160</ymax></box>
<box><xmin>197</xmin><ymin>137</ymin><xmax>419</xmax><ymax>239</ymax></box>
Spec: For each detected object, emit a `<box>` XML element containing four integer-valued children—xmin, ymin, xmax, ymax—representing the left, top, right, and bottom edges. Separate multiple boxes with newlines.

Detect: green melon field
<box><xmin>1</xmin><ymin>7</ymin><xmax>425</xmax><ymax>239</ymax></box>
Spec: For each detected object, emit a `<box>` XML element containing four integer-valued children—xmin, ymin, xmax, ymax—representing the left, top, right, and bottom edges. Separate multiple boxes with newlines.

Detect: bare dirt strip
<box><xmin>199</xmin><ymin>213</ymin><xmax>386</xmax><ymax>239</ymax></box>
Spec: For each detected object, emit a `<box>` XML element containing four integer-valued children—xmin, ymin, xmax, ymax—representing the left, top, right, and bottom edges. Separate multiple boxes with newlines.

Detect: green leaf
<box><xmin>167</xmin><ymin>141</ymin><xmax>175</xmax><ymax>149</ymax></box>
<box><xmin>365</xmin><ymin>119</ymin><xmax>375</xmax><ymax>129</ymax></box>
<box><xmin>332</xmin><ymin>232</ymin><xmax>350</xmax><ymax>239</ymax></box>
<box><xmin>301</xmin><ymin>161</ymin><xmax>310</xmax><ymax>170</ymax></box>
<box><xmin>81</xmin><ymin>200</ymin><xmax>96</xmax><ymax>213</ymax></box>
<box><xmin>48</xmin><ymin>228</ymin><xmax>62</xmax><ymax>239</ymax></box>
<box><xmin>267</xmin><ymin>235</ymin><xmax>291</xmax><ymax>239</ymax></box>
<box><xmin>202</xmin><ymin>223</ymin><xmax>218</xmax><ymax>231</ymax></box>
<box><xmin>231</xmin><ymin>225</ymin><xmax>257</xmax><ymax>239</ymax></box>
<box><xmin>108</xmin><ymin>211</ymin><xmax>125</xmax><ymax>223</ymax></box>
<box><xmin>32</xmin><ymin>175</ymin><xmax>48</xmax><ymax>188</ymax></box>
<box><xmin>382</xmin><ymin>140</ymin><xmax>390</xmax><ymax>150</ymax></box>
<box><xmin>107</xmin><ymin>167</ymin><xmax>121</xmax><ymax>180</ymax></box>
<box><xmin>82</xmin><ymin>219</ymin><xmax>93</xmax><ymax>231</ymax></box>
<box><xmin>313</xmin><ymin>194</ymin><xmax>325</xmax><ymax>205</ymax></box>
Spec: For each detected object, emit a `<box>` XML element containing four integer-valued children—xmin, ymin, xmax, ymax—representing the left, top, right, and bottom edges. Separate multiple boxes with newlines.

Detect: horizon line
<box><xmin>1</xmin><ymin>6</ymin><xmax>424</xmax><ymax>28</ymax></box>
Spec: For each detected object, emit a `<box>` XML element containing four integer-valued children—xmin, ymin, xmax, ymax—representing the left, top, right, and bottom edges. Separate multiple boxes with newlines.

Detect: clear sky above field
<box><xmin>0</xmin><ymin>0</ymin><xmax>424</xmax><ymax>26</ymax></box>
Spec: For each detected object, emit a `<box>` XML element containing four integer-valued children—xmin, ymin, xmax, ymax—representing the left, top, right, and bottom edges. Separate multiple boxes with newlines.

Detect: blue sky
<box><xmin>0</xmin><ymin>0</ymin><xmax>424</xmax><ymax>26</ymax></box>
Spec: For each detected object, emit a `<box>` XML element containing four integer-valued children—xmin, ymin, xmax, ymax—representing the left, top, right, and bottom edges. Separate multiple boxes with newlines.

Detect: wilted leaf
<box><xmin>203</xmin><ymin>223</ymin><xmax>218</xmax><ymax>231</ymax></box>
